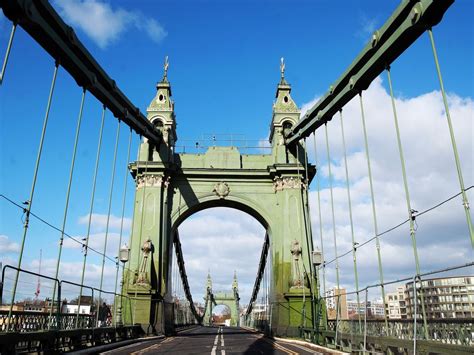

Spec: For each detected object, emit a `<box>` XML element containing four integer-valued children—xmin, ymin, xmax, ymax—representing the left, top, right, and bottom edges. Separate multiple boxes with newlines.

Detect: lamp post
<box><xmin>311</xmin><ymin>247</ymin><xmax>323</xmax><ymax>343</ymax></box>
<box><xmin>116</xmin><ymin>243</ymin><xmax>130</xmax><ymax>326</ymax></box>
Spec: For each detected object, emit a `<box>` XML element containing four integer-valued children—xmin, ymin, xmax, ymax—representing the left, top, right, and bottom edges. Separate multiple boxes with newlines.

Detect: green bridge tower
<box><xmin>203</xmin><ymin>271</ymin><xmax>240</xmax><ymax>327</ymax></box>
<box><xmin>122</xmin><ymin>59</ymin><xmax>318</xmax><ymax>337</ymax></box>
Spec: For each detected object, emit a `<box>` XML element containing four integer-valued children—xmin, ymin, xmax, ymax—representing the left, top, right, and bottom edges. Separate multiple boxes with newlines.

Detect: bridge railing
<box><xmin>174</xmin><ymin>134</ymin><xmax>271</xmax><ymax>155</ymax></box>
<box><xmin>0</xmin><ymin>264</ymin><xmax>138</xmax><ymax>332</ymax></box>
<box><xmin>304</xmin><ymin>262</ymin><xmax>474</xmax><ymax>353</ymax></box>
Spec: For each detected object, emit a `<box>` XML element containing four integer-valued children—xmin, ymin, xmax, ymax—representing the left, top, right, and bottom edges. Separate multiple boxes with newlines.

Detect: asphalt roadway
<box><xmin>101</xmin><ymin>326</ymin><xmax>327</xmax><ymax>354</ymax></box>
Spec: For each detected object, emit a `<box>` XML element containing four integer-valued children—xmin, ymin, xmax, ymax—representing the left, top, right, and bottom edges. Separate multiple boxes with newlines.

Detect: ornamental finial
<box><xmin>280</xmin><ymin>57</ymin><xmax>285</xmax><ymax>80</ymax></box>
<box><xmin>163</xmin><ymin>55</ymin><xmax>169</xmax><ymax>80</ymax></box>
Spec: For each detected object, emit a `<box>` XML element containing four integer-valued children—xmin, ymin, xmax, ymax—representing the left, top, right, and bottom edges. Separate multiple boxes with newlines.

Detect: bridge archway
<box><xmin>174</xmin><ymin>206</ymin><xmax>264</xmax><ymax>329</ymax></box>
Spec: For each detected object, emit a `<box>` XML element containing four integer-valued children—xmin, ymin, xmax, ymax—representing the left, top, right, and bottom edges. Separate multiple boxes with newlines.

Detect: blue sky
<box><xmin>0</xmin><ymin>0</ymin><xmax>472</xmax><ymax>305</ymax></box>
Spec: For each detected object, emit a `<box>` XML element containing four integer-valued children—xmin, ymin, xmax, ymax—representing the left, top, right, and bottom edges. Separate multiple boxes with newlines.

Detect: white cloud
<box><xmin>0</xmin><ymin>234</ymin><xmax>20</xmax><ymax>254</ymax></box>
<box><xmin>78</xmin><ymin>213</ymin><xmax>131</xmax><ymax>232</ymax></box>
<box><xmin>53</xmin><ymin>0</ymin><xmax>167</xmax><ymax>49</ymax></box>
<box><xmin>177</xmin><ymin>208</ymin><xmax>266</xmax><ymax>305</ymax></box>
<box><xmin>356</xmin><ymin>13</ymin><xmax>379</xmax><ymax>41</ymax></box>
<box><xmin>303</xmin><ymin>77</ymin><xmax>473</xmax><ymax>294</ymax></box>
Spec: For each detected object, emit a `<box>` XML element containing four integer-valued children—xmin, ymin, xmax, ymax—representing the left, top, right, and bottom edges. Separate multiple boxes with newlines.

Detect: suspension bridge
<box><xmin>0</xmin><ymin>0</ymin><xmax>472</xmax><ymax>354</ymax></box>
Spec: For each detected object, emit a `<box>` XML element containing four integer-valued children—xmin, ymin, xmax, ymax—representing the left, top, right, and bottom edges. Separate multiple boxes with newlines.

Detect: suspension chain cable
<box><xmin>96</xmin><ymin>120</ymin><xmax>121</xmax><ymax>327</ymax></box>
<box><xmin>113</xmin><ymin>128</ymin><xmax>133</xmax><ymax>326</ymax></box>
<box><xmin>386</xmin><ymin>67</ymin><xmax>429</xmax><ymax>338</ymax></box>
<box><xmin>339</xmin><ymin>109</ymin><xmax>362</xmax><ymax>332</ymax></box>
<box><xmin>312</xmin><ymin>133</ymin><xmax>326</xmax><ymax>296</ymax></box>
<box><xmin>324</xmin><ymin>123</ymin><xmax>340</xmax><ymax>291</ymax></box>
<box><xmin>7</xmin><ymin>62</ymin><xmax>60</xmax><ymax>331</ymax></box>
<box><xmin>358</xmin><ymin>92</ymin><xmax>388</xmax><ymax>330</ymax></box>
<box><xmin>0</xmin><ymin>22</ymin><xmax>16</xmax><ymax>85</ymax></box>
<box><xmin>75</xmin><ymin>104</ymin><xmax>105</xmax><ymax>328</ymax></box>
<box><xmin>428</xmin><ymin>29</ymin><xmax>473</xmax><ymax>248</ymax></box>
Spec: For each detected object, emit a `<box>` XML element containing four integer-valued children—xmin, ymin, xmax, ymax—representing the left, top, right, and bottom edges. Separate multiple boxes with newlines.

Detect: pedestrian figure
<box><xmin>98</xmin><ymin>302</ymin><xmax>111</xmax><ymax>327</ymax></box>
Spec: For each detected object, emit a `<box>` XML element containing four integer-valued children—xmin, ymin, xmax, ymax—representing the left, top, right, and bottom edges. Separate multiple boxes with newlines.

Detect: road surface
<box><xmin>102</xmin><ymin>326</ymin><xmax>327</xmax><ymax>354</ymax></box>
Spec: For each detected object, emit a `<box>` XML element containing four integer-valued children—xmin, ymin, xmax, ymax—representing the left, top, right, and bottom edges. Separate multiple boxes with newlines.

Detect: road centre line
<box><xmin>130</xmin><ymin>337</ymin><xmax>174</xmax><ymax>355</ymax></box>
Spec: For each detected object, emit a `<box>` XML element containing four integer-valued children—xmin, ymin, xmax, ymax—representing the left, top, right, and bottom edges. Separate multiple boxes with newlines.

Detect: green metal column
<box><xmin>358</xmin><ymin>93</ymin><xmax>389</xmax><ymax>330</ymax></box>
<box><xmin>428</xmin><ymin>29</ymin><xmax>473</xmax><ymax>248</ymax></box>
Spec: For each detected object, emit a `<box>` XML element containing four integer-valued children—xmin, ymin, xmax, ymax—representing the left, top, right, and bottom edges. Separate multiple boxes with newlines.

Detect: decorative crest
<box><xmin>213</xmin><ymin>181</ymin><xmax>230</xmax><ymax>199</ymax></box>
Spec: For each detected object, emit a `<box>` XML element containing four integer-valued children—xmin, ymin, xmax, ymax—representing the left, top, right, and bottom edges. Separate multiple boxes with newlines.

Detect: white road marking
<box><xmin>211</xmin><ymin>328</ymin><xmax>220</xmax><ymax>355</ymax></box>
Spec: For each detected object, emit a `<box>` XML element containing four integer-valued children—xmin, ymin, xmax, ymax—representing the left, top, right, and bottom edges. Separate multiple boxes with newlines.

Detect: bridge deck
<box><xmin>103</xmin><ymin>326</ymin><xmax>334</xmax><ymax>355</ymax></box>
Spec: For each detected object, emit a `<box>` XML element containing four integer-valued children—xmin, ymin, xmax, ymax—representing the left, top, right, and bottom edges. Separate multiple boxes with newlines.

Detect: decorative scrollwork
<box><xmin>273</xmin><ymin>176</ymin><xmax>306</xmax><ymax>192</ymax></box>
<box><xmin>136</xmin><ymin>174</ymin><xmax>170</xmax><ymax>189</ymax></box>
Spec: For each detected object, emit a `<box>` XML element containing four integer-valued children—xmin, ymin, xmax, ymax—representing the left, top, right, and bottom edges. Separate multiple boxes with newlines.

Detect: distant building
<box><xmin>405</xmin><ymin>276</ymin><xmax>474</xmax><ymax>319</ymax></box>
<box><xmin>325</xmin><ymin>287</ymin><xmax>348</xmax><ymax>320</ymax></box>
<box><xmin>63</xmin><ymin>295</ymin><xmax>93</xmax><ymax>315</ymax></box>
<box><xmin>385</xmin><ymin>286</ymin><xmax>407</xmax><ymax>319</ymax></box>
<box><xmin>347</xmin><ymin>299</ymin><xmax>364</xmax><ymax>318</ymax></box>
<box><xmin>367</xmin><ymin>299</ymin><xmax>385</xmax><ymax>318</ymax></box>
<box><xmin>346</xmin><ymin>298</ymin><xmax>385</xmax><ymax>319</ymax></box>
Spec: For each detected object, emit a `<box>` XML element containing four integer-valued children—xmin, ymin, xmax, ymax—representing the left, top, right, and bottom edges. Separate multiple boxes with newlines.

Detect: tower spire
<box><xmin>162</xmin><ymin>55</ymin><xmax>169</xmax><ymax>83</ymax></box>
<box><xmin>232</xmin><ymin>270</ymin><xmax>238</xmax><ymax>290</ymax></box>
<box><xmin>206</xmin><ymin>270</ymin><xmax>212</xmax><ymax>291</ymax></box>
<box><xmin>280</xmin><ymin>57</ymin><xmax>287</xmax><ymax>85</ymax></box>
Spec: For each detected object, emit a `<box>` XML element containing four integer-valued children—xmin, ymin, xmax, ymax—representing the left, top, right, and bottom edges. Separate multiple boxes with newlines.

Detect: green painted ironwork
<box><xmin>313</xmin><ymin>134</ymin><xmax>326</xmax><ymax>297</ymax></box>
<box><xmin>96</xmin><ymin>121</ymin><xmax>121</xmax><ymax>326</ymax></box>
<box><xmin>386</xmin><ymin>67</ymin><xmax>429</xmax><ymax>339</ymax></box>
<box><xmin>324</xmin><ymin>124</ymin><xmax>340</xmax><ymax>292</ymax></box>
<box><xmin>1</xmin><ymin>0</ymin><xmax>162</xmax><ymax>143</ymax></box>
<box><xmin>6</xmin><ymin>62</ymin><xmax>60</xmax><ymax>331</ymax></box>
<box><xmin>338</xmin><ymin>110</ymin><xmax>361</xmax><ymax>332</ymax></box>
<box><xmin>286</xmin><ymin>0</ymin><xmax>454</xmax><ymax>144</ymax></box>
<box><xmin>75</xmin><ymin>104</ymin><xmax>104</xmax><ymax>328</ymax></box>
<box><xmin>358</xmin><ymin>93</ymin><xmax>389</xmax><ymax>331</ymax></box>
<box><xmin>51</xmin><ymin>86</ymin><xmax>98</xmax><ymax>331</ymax></box>
<box><xmin>0</xmin><ymin>22</ymin><xmax>16</xmax><ymax>85</ymax></box>
<box><xmin>246</xmin><ymin>233</ymin><xmax>270</xmax><ymax>317</ymax></box>
<box><xmin>114</xmin><ymin>129</ymin><xmax>133</xmax><ymax>326</ymax></box>
<box><xmin>428</xmin><ymin>29</ymin><xmax>473</xmax><ymax>248</ymax></box>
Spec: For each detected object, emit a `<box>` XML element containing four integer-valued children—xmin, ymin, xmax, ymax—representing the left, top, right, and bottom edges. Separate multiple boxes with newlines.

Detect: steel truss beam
<box><xmin>286</xmin><ymin>0</ymin><xmax>454</xmax><ymax>145</ymax></box>
<box><xmin>0</xmin><ymin>0</ymin><xmax>161</xmax><ymax>144</ymax></box>
<box><xmin>245</xmin><ymin>233</ymin><xmax>270</xmax><ymax>316</ymax></box>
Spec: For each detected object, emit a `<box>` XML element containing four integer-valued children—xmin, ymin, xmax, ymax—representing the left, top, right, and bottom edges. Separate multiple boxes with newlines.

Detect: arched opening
<box><xmin>171</xmin><ymin>206</ymin><xmax>268</xmax><ymax>326</ymax></box>
<box><xmin>212</xmin><ymin>304</ymin><xmax>231</xmax><ymax>326</ymax></box>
